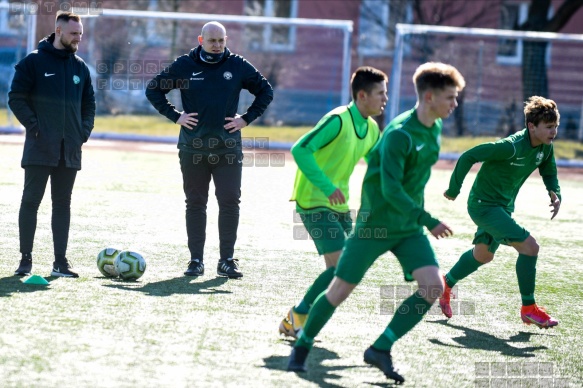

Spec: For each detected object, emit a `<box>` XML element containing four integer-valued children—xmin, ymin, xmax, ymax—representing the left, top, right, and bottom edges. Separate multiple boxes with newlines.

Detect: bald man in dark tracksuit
<box><xmin>146</xmin><ymin>21</ymin><xmax>273</xmax><ymax>279</ymax></box>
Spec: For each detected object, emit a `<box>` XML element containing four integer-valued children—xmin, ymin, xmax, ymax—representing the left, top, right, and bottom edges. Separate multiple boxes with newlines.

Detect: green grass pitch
<box><xmin>0</xmin><ymin>139</ymin><xmax>581</xmax><ymax>387</ymax></box>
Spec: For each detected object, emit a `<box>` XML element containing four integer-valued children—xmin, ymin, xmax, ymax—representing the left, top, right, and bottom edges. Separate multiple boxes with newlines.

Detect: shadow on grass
<box><xmin>428</xmin><ymin>320</ymin><xmax>548</xmax><ymax>357</ymax></box>
<box><xmin>102</xmin><ymin>276</ymin><xmax>230</xmax><ymax>296</ymax></box>
<box><xmin>262</xmin><ymin>345</ymin><xmax>377</xmax><ymax>388</ymax></box>
<box><xmin>263</xmin><ymin>347</ymin><xmax>345</xmax><ymax>388</ymax></box>
<box><xmin>0</xmin><ymin>275</ymin><xmax>51</xmax><ymax>297</ymax></box>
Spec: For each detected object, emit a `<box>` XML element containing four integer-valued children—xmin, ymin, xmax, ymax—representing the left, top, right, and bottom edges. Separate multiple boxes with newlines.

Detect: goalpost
<box><xmin>390</xmin><ymin>23</ymin><xmax>583</xmax><ymax>141</ymax></box>
<box><xmin>3</xmin><ymin>5</ymin><xmax>352</xmax><ymax>127</ymax></box>
<box><xmin>75</xmin><ymin>8</ymin><xmax>353</xmax><ymax>125</ymax></box>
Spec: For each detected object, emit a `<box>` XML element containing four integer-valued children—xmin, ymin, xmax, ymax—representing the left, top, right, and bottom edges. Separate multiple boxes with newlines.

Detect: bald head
<box><xmin>198</xmin><ymin>21</ymin><xmax>227</xmax><ymax>54</ymax></box>
<box><xmin>201</xmin><ymin>21</ymin><xmax>226</xmax><ymax>37</ymax></box>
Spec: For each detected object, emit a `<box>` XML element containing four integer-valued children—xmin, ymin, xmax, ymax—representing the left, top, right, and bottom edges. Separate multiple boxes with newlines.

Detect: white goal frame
<box><xmin>390</xmin><ymin>23</ymin><xmax>583</xmax><ymax>142</ymax></box>
<box><xmin>76</xmin><ymin>7</ymin><xmax>354</xmax><ymax>106</ymax></box>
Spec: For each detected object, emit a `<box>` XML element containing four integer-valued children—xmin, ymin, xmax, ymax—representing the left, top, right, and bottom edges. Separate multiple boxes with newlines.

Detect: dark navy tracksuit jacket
<box><xmin>145</xmin><ymin>46</ymin><xmax>273</xmax><ymax>155</ymax></box>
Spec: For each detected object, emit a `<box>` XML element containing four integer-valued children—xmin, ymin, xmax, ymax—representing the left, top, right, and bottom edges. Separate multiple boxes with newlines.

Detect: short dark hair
<box><xmin>413</xmin><ymin>62</ymin><xmax>465</xmax><ymax>96</ymax></box>
<box><xmin>351</xmin><ymin>66</ymin><xmax>388</xmax><ymax>100</ymax></box>
<box><xmin>524</xmin><ymin>96</ymin><xmax>560</xmax><ymax>127</ymax></box>
<box><xmin>56</xmin><ymin>11</ymin><xmax>81</xmax><ymax>23</ymax></box>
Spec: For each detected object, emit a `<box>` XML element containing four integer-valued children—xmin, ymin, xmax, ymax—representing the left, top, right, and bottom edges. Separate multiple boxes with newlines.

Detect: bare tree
<box><xmin>518</xmin><ymin>0</ymin><xmax>583</xmax><ymax>102</ymax></box>
<box><xmin>410</xmin><ymin>1</ymin><xmax>499</xmax><ymax>135</ymax></box>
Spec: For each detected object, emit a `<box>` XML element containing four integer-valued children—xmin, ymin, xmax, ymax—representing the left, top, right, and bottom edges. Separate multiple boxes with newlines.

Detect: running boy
<box><xmin>280</xmin><ymin>66</ymin><xmax>387</xmax><ymax>338</ymax></box>
<box><xmin>287</xmin><ymin>62</ymin><xmax>466</xmax><ymax>383</ymax></box>
<box><xmin>440</xmin><ymin>96</ymin><xmax>561</xmax><ymax>329</ymax></box>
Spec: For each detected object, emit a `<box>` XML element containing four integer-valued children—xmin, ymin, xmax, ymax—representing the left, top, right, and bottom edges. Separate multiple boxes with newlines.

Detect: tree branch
<box><xmin>545</xmin><ymin>0</ymin><xmax>583</xmax><ymax>31</ymax></box>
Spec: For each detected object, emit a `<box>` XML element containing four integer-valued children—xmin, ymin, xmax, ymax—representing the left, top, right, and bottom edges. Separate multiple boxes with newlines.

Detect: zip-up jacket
<box><xmin>8</xmin><ymin>33</ymin><xmax>96</xmax><ymax>170</ymax></box>
<box><xmin>145</xmin><ymin>46</ymin><xmax>274</xmax><ymax>155</ymax></box>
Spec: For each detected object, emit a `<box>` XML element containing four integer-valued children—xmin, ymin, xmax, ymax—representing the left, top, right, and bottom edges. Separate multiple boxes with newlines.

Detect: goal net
<box><xmin>1</xmin><ymin>6</ymin><xmax>352</xmax><ymax>128</ymax></box>
<box><xmin>390</xmin><ymin>24</ymin><xmax>583</xmax><ymax>140</ymax></box>
<box><xmin>79</xmin><ymin>9</ymin><xmax>352</xmax><ymax>127</ymax></box>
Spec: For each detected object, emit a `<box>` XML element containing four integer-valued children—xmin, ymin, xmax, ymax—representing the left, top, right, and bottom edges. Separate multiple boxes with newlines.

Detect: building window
<box><xmin>358</xmin><ymin>0</ymin><xmax>413</xmax><ymax>56</ymax></box>
<box><xmin>497</xmin><ymin>2</ymin><xmax>552</xmax><ymax>65</ymax></box>
<box><xmin>244</xmin><ymin>0</ymin><xmax>298</xmax><ymax>52</ymax></box>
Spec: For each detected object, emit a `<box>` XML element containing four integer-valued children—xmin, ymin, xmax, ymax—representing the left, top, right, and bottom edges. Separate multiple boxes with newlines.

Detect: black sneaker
<box><xmin>363</xmin><ymin>346</ymin><xmax>405</xmax><ymax>384</ymax></box>
<box><xmin>184</xmin><ymin>259</ymin><xmax>204</xmax><ymax>276</ymax></box>
<box><xmin>51</xmin><ymin>260</ymin><xmax>79</xmax><ymax>278</ymax></box>
<box><xmin>14</xmin><ymin>254</ymin><xmax>32</xmax><ymax>276</ymax></box>
<box><xmin>217</xmin><ymin>258</ymin><xmax>243</xmax><ymax>278</ymax></box>
<box><xmin>287</xmin><ymin>346</ymin><xmax>309</xmax><ymax>372</ymax></box>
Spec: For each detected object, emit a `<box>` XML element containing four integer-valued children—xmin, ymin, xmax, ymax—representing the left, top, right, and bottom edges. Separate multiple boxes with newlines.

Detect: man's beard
<box><xmin>60</xmin><ymin>37</ymin><xmax>78</xmax><ymax>53</ymax></box>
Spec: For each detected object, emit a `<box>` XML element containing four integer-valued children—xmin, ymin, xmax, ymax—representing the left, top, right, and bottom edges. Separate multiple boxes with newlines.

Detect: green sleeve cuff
<box><xmin>419</xmin><ymin>212</ymin><xmax>440</xmax><ymax>230</ymax></box>
<box><xmin>445</xmin><ymin>188</ymin><xmax>460</xmax><ymax>199</ymax></box>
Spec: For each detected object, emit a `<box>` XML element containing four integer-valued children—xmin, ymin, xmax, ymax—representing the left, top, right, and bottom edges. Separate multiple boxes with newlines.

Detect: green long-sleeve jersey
<box><xmin>445</xmin><ymin>128</ymin><xmax>561</xmax><ymax>212</ymax></box>
<box><xmin>356</xmin><ymin>108</ymin><xmax>442</xmax><ymax>238</ymax></box>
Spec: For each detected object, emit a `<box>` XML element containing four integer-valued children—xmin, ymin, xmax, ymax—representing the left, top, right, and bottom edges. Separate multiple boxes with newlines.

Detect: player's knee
<box><xmin>475</xmin><ymin>252</ymin><xmax>494</xmax><ymax>264</ymax></box>
<box><xmin>473</xmin><ymin>247</ymin><xmax>494</xmax><ymax>264</ymax></box>
<box><xmin>525</xmin><ymin>238</ymin><xmax>539</xmax><ymax>256</ymax></box>
<box><xmin>417</xmin><ymin>273</ymin><xmax>444</xmax><ymax>303</ymax></box>
<box><xmin>516</xmin><ymin>236</ymin><xmax>539</xmax><ymax>256</ymax></box>
<box><xmin>326</xmin><ymin>278</ymin><xmax>355</xmax><ymax>306</ymax></box>
<box><xmin>324</xmin><ymin>250</ymin><xmax>342</xmax><ymax>267</ymax></box>
<box><xmin>418</xmin><ymin>283</ymin><xmax>443</xmax><ymax>303</ymax></box>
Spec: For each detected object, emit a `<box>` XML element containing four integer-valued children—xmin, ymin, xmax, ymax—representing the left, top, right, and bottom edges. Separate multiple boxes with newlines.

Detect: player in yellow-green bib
<box><xmin>439</xmin><ymin>96</ymin><xmax>561</xmax><ymax>329</ymax></box>
<box><xmin>287</xmin><ymin>62</ymin><xmax>465</xmax><ymax>384</ymax></box>
<box><xmin>279</xmin><ymin>66</ymin><xmax>387</xmax><ymax>338</ymax></box>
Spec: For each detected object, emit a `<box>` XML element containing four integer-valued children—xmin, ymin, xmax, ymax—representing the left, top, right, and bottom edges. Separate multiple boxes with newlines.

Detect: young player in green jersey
<box><xmin>286</xmin><ymin>62</ymin><xmax>466</xmax><ymax>383</ymax></box>
<box><xmin>439</xmin><ymin>96</ymin><xmax>561</xmax><ymax>329</ymax></box>
<box><xmin>279</xmin><ymin>66</ymin><xmax>387</xmax><ymax>338</ymax></box>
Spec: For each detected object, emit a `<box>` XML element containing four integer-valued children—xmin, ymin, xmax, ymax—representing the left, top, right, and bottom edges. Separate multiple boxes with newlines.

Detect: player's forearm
<box><xmin>446</xmin><ymin>152</ymin><xmax>477</xmax><ymax>197</ymax></box>
<box><xmin>541</xmin><ymin>174</ymin><xmax>561</xmax><ymax>202</ymax></box>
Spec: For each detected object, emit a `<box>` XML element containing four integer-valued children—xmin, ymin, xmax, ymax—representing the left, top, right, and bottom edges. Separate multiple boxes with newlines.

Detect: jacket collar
<box><xmin>189</xmin><ymin>45</ymin><xmax>230</xmax><ymax>65</ymax></box>
<box><xmin>38</xmin><ymin>33</ymin><xmax>75</xmax><ymax>59</ymax></box>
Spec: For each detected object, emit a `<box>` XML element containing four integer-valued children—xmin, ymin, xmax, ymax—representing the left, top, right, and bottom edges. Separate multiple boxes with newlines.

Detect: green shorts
<box><xmin>335</xmin><ymin>229</ymin><xmax>438</xmax><ymax>284</ymax></box>
<box><xmin>468</xmin><ymin>205</ymin><xmax>530</xmax><ymax>253</ymax></box>
<box><xmin>299</xmin><ymin>209</ymin><xmax>353</xmax><ymax>255</ymax></box>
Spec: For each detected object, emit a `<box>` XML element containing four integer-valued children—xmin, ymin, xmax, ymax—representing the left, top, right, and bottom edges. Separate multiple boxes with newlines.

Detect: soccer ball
<box><xmin>114</xmin><ymin>250</ymin><xmax>147</xmax><ymax>280</ymax></box>
<box><xmin>96</xmin><ymin>248</ymin><xmax>121</xmax><ymax>277</ymax></box>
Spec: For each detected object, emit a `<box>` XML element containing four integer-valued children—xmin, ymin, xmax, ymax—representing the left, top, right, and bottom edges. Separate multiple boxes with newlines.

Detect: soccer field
<box><xmin>0</xmin><ymin>137</ymin><xmax>582</xmax><ymax>387</ymax></box>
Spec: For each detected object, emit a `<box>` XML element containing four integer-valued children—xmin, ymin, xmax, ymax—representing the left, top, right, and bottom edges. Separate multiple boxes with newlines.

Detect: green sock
<box><xmin>373</xmin><ymin>291</ymin><xmax>432</xmax><ymax>351</ymax></box>
<box><xmin>295</xmin><ymin>267</ymin><xmax>336</xmax><ymax>314</ymax></box>
<box><xmin>294</xmin><ymin>301</ymin><xmax>310</xmax><ymax>315</ymax></box>
<box><xmin>446</xmin><ymin>249</ymin><xmax>484</xmax><ymax>288</ymax></box>
<box><xmin>516</xmin><ymin>254</ymin><xmax>537</xmax><ymax>306</ymax></box>
<box><xmin>295</xmin><ymin>291</ymin><xmax>336</xmax><ymax>349</ymax></box>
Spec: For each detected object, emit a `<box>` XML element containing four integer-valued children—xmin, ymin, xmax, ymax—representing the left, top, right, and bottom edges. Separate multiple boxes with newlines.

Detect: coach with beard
<box><xmin>9</xmin><ymin>11</ymin><xmax>95</xmax><ymax>278</ymax></box>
